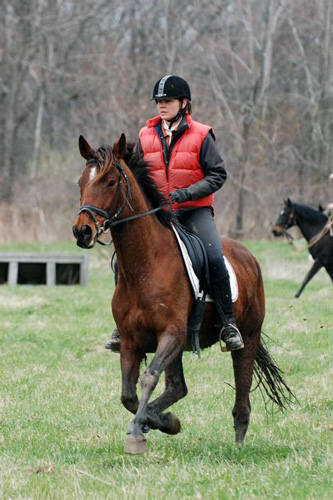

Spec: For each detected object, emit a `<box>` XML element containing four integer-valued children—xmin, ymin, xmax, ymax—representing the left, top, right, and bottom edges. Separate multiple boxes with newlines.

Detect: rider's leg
<box><xmin>177</xmin><ymin>207</ymin><xmax>244</xmax><ymax>351</ymax></box>
<box><xmin>106</xmin><ymin>261</ymin><xmax>120</xmax><ymax>352</ymax></box>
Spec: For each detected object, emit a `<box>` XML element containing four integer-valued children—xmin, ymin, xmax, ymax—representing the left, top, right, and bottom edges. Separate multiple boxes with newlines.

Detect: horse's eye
<box><xmin>108</xmin><ymin>179</ymin><xmax>116</xmax><ymax>187</ymax></box>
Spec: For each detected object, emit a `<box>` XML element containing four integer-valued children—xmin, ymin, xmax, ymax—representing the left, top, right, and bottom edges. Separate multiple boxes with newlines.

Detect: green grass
<box><xmin>0</xmin><ymin>240</ymin><xmax>332</xmax><ymax>499</ymax></box>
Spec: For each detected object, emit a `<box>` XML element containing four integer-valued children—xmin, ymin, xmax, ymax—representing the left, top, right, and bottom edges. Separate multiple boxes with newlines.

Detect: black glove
<box><xmin>170</xmin><ymin>189</ymin><xmax>192</xmax><ymax>204</ymax></box>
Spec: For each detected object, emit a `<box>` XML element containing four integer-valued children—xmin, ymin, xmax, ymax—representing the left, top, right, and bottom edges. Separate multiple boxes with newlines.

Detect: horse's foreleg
<box><xmin>120</xmin><ymin>348</ymin><xmax>142</xmax><ymax>415</ymax></box>
<box><xmin>125</xmin><ymin>332</ymin><xmax>184</xmax><ymax>454</ymax></box>
<box><xmin>231</xmin><ymin>336</ymin><xmax>259</xmax><ymax>444</ymax></box>
<box><xmin>145</xmin><ymin>352</ymin><xmax>187</xmax><ymax>434</ymax></box>
<box><xmin>294</xmin><ymin>259</ymin><xmax>322</xmax><ymax>298</ymax></box>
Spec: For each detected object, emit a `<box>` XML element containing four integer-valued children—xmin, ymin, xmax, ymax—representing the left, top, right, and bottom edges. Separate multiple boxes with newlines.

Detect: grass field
<box><xmin>0</xmin><ymin>239</ymin><xmax>332</xmax><ymax>499</ymax></box>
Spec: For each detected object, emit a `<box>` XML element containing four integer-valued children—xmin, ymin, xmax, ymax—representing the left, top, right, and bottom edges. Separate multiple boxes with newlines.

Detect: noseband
<box><xmin>278</xmin><ymin>209</ymin><xmax>296</xmax><ymax>246</ymax></box>
<box><xmin>78</xmin><ymin>158</ymin><xmax>166</xmax><ymax>245</ymax></box>
<box><xmin>282</xmin><ymin>210</ymin><xmax>295</xmax><ymax>232</ymax></box>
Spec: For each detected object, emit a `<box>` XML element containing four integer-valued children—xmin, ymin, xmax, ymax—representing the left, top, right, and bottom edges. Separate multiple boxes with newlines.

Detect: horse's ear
<box><xmin>286</xmin><ymin>198</ymin><xmax>292</xmax><ymax>207</ymax></box>
<box><xmin>79</xmin><ymin>135</ymin><xmax>93</xmax><ymax>161</ymax></box>
<box><xmin>113</xmin><ymin>133</ymin><xmax>127</xmax><ymax>159</ymax></box>
<box><xmin>318</xmin><ymin>204</ymin><xmax>324</xmax><ymax>212</ymax></box>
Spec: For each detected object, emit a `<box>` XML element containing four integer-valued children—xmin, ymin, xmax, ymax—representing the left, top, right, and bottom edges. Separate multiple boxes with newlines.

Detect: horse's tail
<box><xmin>254</xmin><ymin>337</ymin><xmax>296</xmax><ymax>411</ymax></box>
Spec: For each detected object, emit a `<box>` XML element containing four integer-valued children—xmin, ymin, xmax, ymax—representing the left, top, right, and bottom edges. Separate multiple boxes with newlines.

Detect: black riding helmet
<box><xmin>151</xmin><ymin>75</ymin><xmax>191</xmax><ymax>101</ymax></box>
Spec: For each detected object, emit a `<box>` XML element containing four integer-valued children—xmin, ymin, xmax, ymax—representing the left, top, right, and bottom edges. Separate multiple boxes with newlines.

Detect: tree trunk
<box><xmin>2</xmin><ymin>66</ymin><xmax>20</xmax><ymax>201</ymax></box>
<box><xmin>30</xmin><ymin>88</ymin><xmax>45</xmax><ymax>180</ymax></box>
<box><xmin>233</xmin><ymin>103</ymin><xmax>253</xmax><ymax>239</ymax></box>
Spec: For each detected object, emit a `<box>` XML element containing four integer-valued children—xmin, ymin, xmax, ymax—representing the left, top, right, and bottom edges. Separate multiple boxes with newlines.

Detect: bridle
<box><xmin>278</xmin><ymin>208</ymin><xmax>304</xmax><ymax>252</ymax></box>
<box><xmin>278</xmin><ymin>205</ymin><xmax>332</xmax><ymax>249</ymax></box>
<box><xmin>281</xmin><ymin>209</ymin><xmax>295</xmax><ymax>239</ymax></box>
<box><xmin>77</xmin><ymin>158</ymin><xmax>166</xmax><ymax>246</ymax></box>
<box><xmin>273</xmin><ymin>208</ymin><xmax>297</xmax><ymax>248</ymax></box>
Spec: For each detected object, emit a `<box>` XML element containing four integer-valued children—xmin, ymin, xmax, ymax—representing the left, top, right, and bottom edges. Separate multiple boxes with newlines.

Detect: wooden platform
<box><xmin>0</xmin><ymin>252</ymin><xmax>89</xmax><ymax>286</ymax></box>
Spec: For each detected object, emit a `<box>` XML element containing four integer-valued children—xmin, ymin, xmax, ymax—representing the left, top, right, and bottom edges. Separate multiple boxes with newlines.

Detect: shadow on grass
<box><xmin>55</xmin><ymin>434</ymin><xmax>295</xmax><ymax>469</ymax></box>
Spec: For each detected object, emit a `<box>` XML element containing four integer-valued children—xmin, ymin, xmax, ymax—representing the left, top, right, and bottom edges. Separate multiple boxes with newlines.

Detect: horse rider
<box><xmin>107</xmin><ymin>75</ymin><xmax>244</xmax><ymax>353</ymax></box>
<box><xmin>325</xmin><ymin>174</ymin><xmax>333</xmax><ymax>228</ymax></box>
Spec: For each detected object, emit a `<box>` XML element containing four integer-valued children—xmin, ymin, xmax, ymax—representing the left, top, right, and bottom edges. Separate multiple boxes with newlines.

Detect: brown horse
<box><xmin>73</xmin><ymin>135</ymin><xmax>294</xmax><ymax>454</ymax></box>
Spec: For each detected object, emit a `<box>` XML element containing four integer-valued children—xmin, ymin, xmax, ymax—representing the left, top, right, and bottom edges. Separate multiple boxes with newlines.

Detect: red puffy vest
<box><xmin>139</xmin><ymin>114</ymin><xmax>214</xmax><ymax>210</ymax></box>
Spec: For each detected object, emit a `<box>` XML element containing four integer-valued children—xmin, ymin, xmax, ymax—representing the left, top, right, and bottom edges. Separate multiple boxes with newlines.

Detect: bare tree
<box><xmin>1</xmin><ymin>0</ymin><xmax>333</xmax><ymax>240</ymax></box>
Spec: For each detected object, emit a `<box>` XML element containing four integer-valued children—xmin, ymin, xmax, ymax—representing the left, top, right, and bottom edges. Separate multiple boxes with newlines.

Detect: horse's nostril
<box><xmin>81</xmin><ymin>225</ymin><xmax>92</xmax><ymax>238</ymax></box>
<box><xmin>73</xmin><ymin>224</ymin><xmax>94</xmax><ymax>248</ymax></box>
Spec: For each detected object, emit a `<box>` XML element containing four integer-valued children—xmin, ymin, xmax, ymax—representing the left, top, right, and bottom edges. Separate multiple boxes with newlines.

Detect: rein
<box><xmin>283</xmin><ymin>230</ymin><xmax>301</xmax><ymax>252</ymax></box>
<box><xmin>279</xmin><ymin>212</ymin><xmax>301</xmax><ymax>252</ymax></box>
<box><xmin>308</xmin><ymin>217</ymin><xmax>333</xmax><ymax>248</ymax></box>
<box><xmin>78</xmin><ymin>158</ymin><xmax>167</xmax><ymax>246</ymax></box>
<box><xmin>281</xmin><ymin>209</ymin><xmax>333</xmax><ymax>250</ymax></box>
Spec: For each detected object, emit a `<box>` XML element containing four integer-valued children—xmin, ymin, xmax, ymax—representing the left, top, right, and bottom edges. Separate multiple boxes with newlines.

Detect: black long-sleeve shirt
<box><xmin>137</xmin><ymin>116</ymin><xmax>227</xmax><ymax>201</ymax></box>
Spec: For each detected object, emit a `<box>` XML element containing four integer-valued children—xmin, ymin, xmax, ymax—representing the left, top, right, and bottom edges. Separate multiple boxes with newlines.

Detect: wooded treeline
<box><xmin>1</xmin><ymin>0</ymin><xmax>333</xmax><ymax>242</ymax></box>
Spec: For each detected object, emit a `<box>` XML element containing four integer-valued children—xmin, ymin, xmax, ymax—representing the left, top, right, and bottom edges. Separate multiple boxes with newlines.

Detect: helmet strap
<box><xmin>166</xmin><ymin>99</ymin><xmax>186</xmax><ymax>126</ymax></box>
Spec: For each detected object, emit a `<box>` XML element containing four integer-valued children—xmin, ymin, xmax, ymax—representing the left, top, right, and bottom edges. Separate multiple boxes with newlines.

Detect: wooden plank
<box><xmin>47</xmin><ymin>262</ymin><xmax>56</xmax><ymax>286</ymax></box>
<box><xmin>80</xmin><ymin>251</ymin><xmax>89</xmax><ymax>285</ymax></box>
<box><xmin>0</xmin><ymin>252</ymin><xmax>89</xmax><ymax>286</ymax></box>
<box><xmin>8</xmin><ymin>262</ymin><xmax>18</xmax><ymax>287</ymax></box>
<box><xmin>0</xmin><ymin>253</ymin><xmax>86</xmax><ymax>263</ymax></box>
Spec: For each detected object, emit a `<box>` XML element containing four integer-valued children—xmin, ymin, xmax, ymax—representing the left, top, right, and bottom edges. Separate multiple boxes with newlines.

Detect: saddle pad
<box><xmin>171</xmin><ymin>224</ymin><xmax>238</xmax><ymax>302</ymax></box>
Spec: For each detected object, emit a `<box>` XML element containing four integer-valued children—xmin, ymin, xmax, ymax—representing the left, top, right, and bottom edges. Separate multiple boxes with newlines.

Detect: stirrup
<box><xmin>219</xmin><ymin>322</ymin><xmax>244</xmax><ymax>352</ymax></box>
<box><xmin>105</xmin><ymin>328</ymin><xmax>121</xmax><ymax>353</ymax></box>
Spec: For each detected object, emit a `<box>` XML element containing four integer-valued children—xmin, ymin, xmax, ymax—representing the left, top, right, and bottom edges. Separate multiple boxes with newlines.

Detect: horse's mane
<box><xmin>127</xmin><ymin>151</ymin><xmax>174</xmax><ymax>227</ymax></box>
<box><xmin>91</xmin><ymin>144</ymin><xmax>173</xmax><ymax>227</ymax></box>
<box><xmin>291</xmin><ymin>202</ymin><xmax>328</xmax><ymax>225</ymax></box>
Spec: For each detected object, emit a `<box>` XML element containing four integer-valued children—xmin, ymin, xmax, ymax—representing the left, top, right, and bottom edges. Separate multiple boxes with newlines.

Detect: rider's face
<box><xmin>156</xmin><ymin>99</ymin><xmax>187</xmax><ymax>122</ymax></box>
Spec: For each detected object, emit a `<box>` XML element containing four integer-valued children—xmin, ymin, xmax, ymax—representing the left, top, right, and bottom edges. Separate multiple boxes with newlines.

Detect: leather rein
<box><xmin>78</xmin><ymin>158</ymin><xmax>166</xmax><ymax>246</ymax></box>
<box><xmin>281</xmin><ymin>209</ymin><xmax>332</xmax><ymax>250</ymax></box>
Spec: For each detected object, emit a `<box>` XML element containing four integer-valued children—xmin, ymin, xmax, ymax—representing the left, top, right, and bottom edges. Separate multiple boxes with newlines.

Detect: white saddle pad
<box><xmin>172</xmin><ymin>224</ymin><xmax>238</xmax><ymax>302</ymax></box>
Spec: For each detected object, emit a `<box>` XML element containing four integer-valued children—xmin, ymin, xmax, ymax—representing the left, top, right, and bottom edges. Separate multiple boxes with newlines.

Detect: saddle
<box><xmin>172</xmin><ymin>222</ymin><xmax>211</xmax><ymax>357</ymax></box>
<box><xmin>173</xmin><ymin>222</ymin><xmax>210</xmax><ymax>294</ymax></box>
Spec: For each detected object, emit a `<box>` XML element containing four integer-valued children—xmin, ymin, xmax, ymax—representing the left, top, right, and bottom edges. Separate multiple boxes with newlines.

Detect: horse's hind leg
<box><xmin>146</xmin><ymin>352</ymin><xmax>187</xmax><ymax>434</ymax></box>
<box><xmin>231</xmin><ymin>336</ymin><xmax>259</xmax><ymax>444</ymax></box>
<box><xmin>125</xmin><ymin>333</ymin><xmax>184</xmax><ymax>454</ymax></box>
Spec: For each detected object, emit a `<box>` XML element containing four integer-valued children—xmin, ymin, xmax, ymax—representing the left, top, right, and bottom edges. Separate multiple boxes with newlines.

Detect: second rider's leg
<box><xmin>106</xmin><ymin>261</ymin><xmax>120</xmax><ymax>352</ymax></box>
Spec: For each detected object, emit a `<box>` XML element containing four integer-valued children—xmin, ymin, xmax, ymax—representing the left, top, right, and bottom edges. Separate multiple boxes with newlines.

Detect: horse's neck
<box><xmin>295</xmin><ymin>212</ymin><xmax>324</xmax><ymax>241</ymax></box>
<box><xmin>114</xmin><ymin>220</ymin><xmax>168</xmax><ymax>285</ymax></box>
<box><xmin>111</xmin><ymin>186</ymin><xmax>169</xmax><ymax>283</ymax></box>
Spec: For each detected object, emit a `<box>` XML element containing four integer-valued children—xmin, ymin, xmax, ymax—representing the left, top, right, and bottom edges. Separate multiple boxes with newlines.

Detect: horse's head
<box><xmin>272</xmin><ymin>198</ymin><xmax>296</xmax><ymax>236</ymax></box>
<box><xmin>73</xmin><ymin>134</ymin><xmax>129</xmax><ymax>248</ymax></box>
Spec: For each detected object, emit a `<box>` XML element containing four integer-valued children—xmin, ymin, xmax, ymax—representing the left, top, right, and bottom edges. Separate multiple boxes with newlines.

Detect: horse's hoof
<box><xmin>124</xmin><ymin>435</ymin><xmax>147</xmax><ymax>455</ymax></box>
<box><xmin>235</xmin><ymin>424</ymin><xmax>248</xmax><ymax>444</ymax></box>
<box><xmin>162</xmin><ymin>412</ymin><xmax>181</xmax><ymax>435</ymax></box>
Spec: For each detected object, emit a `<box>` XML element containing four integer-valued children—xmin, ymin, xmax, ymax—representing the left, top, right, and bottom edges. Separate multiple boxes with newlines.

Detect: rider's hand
<box><xmin>170</xmin><ymin>189</ymin><xmax>192</xmax><ymax>204</ymax></box>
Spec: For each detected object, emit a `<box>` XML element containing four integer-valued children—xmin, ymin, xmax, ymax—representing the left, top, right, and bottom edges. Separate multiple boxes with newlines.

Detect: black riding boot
<box><xmin>211</xmin><ymin>274</ymin><xmax>244</xmax><ymax>351</ymax></box>
<box><xmin>105</xmin><ymin>261</ymin><xmax>121</xmax><ymax>353</ymax></box>
<box><xmin>105</xmin><ymin>328</ymin><xmax>120</xmax><ymax>352</ymax></box>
